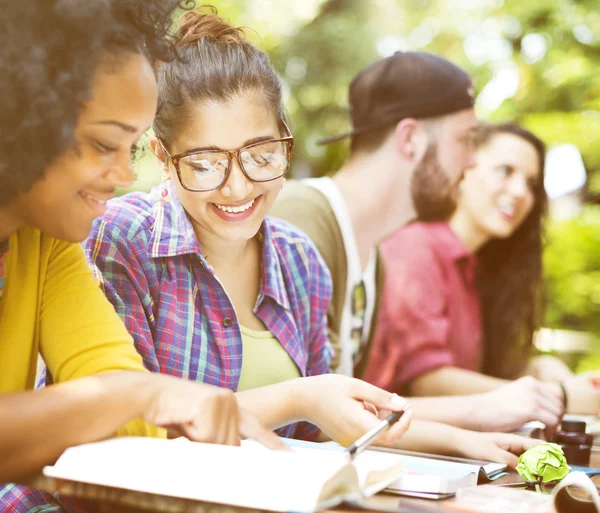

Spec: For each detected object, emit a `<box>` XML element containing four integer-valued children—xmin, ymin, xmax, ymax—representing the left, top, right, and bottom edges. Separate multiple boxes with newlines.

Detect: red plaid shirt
<box><xmin>364</xmin><ymin>222</ymin><xmax>482</xmax><ymax>393</ymax></box>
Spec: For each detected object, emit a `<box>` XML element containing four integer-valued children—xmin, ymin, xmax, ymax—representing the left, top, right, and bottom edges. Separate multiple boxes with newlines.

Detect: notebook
<box><xmin>42</xmin><ymin>437</ymin><xmax>404</xmax><ymax>513</ymax></box>
<box><xmin>280</xmin><ymin>438</ymin><xmax>506</xmax><ymax>499</ymax></box>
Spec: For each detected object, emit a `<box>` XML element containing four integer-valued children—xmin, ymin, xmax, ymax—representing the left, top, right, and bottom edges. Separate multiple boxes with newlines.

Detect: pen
<box><xmin>345</xmin><ymin>410</ymin><xmax>405</xmax><ymax>461</ymax></box>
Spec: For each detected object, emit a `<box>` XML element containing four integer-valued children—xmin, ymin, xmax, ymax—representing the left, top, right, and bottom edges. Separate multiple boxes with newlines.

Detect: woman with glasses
<box><xmin>85</xmin><ymin>9</ymin><xmax>412</xmax><ymax>445</ymax></box>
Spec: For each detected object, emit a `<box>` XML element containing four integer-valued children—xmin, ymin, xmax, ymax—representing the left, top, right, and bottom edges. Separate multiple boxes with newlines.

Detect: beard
<box><xmin>410</xmin><ymin>143</ymin><xmax>460</xmax><ymax>222</ymax></box>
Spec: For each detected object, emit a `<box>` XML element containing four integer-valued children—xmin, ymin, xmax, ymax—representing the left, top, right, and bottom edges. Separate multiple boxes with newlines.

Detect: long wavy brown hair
<box><xmin>474</xmin><ymin>123</ymin><xmax>547</xmax><ymax>378</ymax></box>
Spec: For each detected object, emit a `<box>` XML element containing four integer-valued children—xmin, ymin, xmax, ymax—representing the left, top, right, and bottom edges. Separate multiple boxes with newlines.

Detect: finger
<box><xmin>348</xmin><ymin>380</ymin><xmax>408</xmax><ymax>412</ymax></box>
<box><xmin>381</xmin><ymin>407</ymin><xmax>413</xmax><ymax>444</ymax></box>
<box><xmin>363</xmin><ymin>401</ymin><xmax>378</xmax><ymax>416</ymax></box>
<box><xmin>347</xmin><ymin>399</ymin><xmax>412</xmax><ymax>446</ymax></box>
<box><xmin>513</xmin><ymin>436</ymin><xmax>542</xmax><ymax>453</ymax></box>
<box><xmin>164</xmin><ymin>425</ymin><xmax>186</xmax><ymax>439</ymax></box>
<box><xmin>497</xmin><ymin>433</ymin><xmax>541</xmax><ymax>455</ymax></box>
<box><xmin>493</xmin><ymin>447</ymin><xmax>519</xmax><ymax>469</ymax></box>
<box><xmin>534</xmin><ymin>403</ymin><xmax>562</xmax><ymax>430</ymax></box>
<box><xmin>214</xmin><ymin>398</ymin><xmax>232</xmax><ymax>445</ymax></box>
<box><xmin>350</xmin><ymin>405</ymin><xmax>387</xmax><ymax>438</ymax></box>
<box><xmin>531</xmin><ymin>407</ymin><xmax>561</xmax><ymax>435</ymax></box>
<box><xmin>538</xmin><ymin>392</ymin><xmax>564</xmax><ymax>420</ymax></box>
<box><xmin>377</xmin><ymin>408</ymin><xmax>392</xmax><ymax>420</ymax></box>
<box><xmin>239</xmin><ymin>411</ymin><xmax>288</xmax><ymax>451</ymax></box>
<box><xmin>224</xmin><ymin>398</ymin><xmax>241</xmax><ymax>446</ymax></box>
<box><xmin>537</xmin><ymin>382</ymin><xmax>563</xmax><ymax>403</ymax></box>
<box><xmin>206</xmin><ymin>400</ymin><xmax>226</xmax><ymax>446</ymax></box>
<box><xmin>182</xmin><ymin>420</ymin><xmax>213</xmax><ymax>443</ymax></box>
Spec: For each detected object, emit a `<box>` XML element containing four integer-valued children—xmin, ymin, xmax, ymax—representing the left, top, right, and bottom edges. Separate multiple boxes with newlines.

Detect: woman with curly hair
<box><xmin>366</xmin><ymin>123</ymin><xmax>599</xmax><ymax>418</ymax></box>
<box><xmin>0</xmin><ymin>0</ymin><xmax>281</xmax><ymax>504</ymax></box>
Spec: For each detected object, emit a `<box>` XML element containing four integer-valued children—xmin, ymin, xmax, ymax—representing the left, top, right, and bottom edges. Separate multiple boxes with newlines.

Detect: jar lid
<box><xmin>560</xmin><ymin>420</ymin><xmax>587</xmax><ymax>434</ymax></box>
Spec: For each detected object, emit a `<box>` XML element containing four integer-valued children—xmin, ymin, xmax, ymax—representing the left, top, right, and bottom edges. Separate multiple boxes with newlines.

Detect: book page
<box><xmin>43</xmin><ymin>437</ymin><xmax>356</xmax><ymax>513</ymax></box>
<box><xmin>367</xmin><ymin>446</ymin><xmax>506</xmax><ymax>479</ymax></box>
<box><xmin>242</xmin><ymin>439</ymin><xmax>404</xmax><ymax>497</ymax></box>
<box><xmin>276</xmin><ymin>439</ymin><xmax>478</xmax><ymax>495</ymax></box>
<box><xmin>387</xmin><ymin>456</ymin><xmax>477</xmax><ymax>495</ymax></box>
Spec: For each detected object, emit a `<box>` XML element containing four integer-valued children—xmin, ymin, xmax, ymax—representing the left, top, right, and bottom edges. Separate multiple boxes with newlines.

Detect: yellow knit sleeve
<box><xmin>116</xmin><ymin>419</ymin><xmax>166</xmax><ymax>438</ymax></box>
<box><xmin>39</xmin><ymin>236</ymin><xmax>164</xmax><ymax>439</ymax></box>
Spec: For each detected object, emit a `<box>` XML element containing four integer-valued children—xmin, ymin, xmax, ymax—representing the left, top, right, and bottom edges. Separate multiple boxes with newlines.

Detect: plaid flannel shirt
<box><xmin>84</xmin><ymin>181</ymin><xmax>334</xmax><ymax>439</ymax></box>
<box><xmin>0</xmin><ymin>485</ymin><xmax>89</xmax><ymax>513</ymax></box>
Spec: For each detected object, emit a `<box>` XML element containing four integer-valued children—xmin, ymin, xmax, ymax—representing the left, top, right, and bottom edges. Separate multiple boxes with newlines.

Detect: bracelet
<box><xmin>559</xmin><ymin>381</ymin><xmax>568</xmax><ymax>412</ymax></box>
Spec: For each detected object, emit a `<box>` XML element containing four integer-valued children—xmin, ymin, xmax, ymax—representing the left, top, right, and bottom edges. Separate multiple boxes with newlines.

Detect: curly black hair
<box><xmin>0</xmin><ymin>0</ymin><xmax>193</xmax><ymax>207</ymax></box>
<box><xmin>475</xmin><ymin>123</ymin><xmax>548</xmax><ymax>379</ymax></box>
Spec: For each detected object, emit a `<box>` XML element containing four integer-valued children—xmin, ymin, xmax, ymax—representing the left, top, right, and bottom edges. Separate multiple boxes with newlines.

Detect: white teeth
<box><xmin>215</xmin><ymin>198</ymin><xmax>255</xmax><ymax>214</ymax></box>
<box><xmin>81</xmin><ymin>191</ymin><xmax>107</xmax><ymax>205</ymax></box>
<box><xmin>498</xmin><ymin>205</ymin><xmax>515</xmax><ymax>217</ymax></box>
<box><xmin>497</xmin><ymin>198</ymin><xmax>516</xmax><ymax>217</ymax></box>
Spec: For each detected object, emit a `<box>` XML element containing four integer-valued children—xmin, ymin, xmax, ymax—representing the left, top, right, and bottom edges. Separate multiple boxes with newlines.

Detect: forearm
<box><xmin>521</xmin><ymin>355</ymin><xmax>574</xmax><ymax>383</ymax></box>
<box><xmin>236</xmin><ymin>379</ymin><xmax>300</xmax><ymax>430</ymax></box>
<box><xmin>379</xmin><ymin>419</ymin><xmax>469</xmax><ymax>457</ymax></box>
<box><xmin>408</xmin><ymin>396</ymin><xmax>483</xmax><ymax>430</ymax></box>
<box><xmin>409</xmin><ymin>366</ymin><xmax>508</xmax><ymax>396</ymax></box>
<box><xmin>0</xmin><ymin>371</ymin><xmax>155</xmax><ymax>482</ymax></box>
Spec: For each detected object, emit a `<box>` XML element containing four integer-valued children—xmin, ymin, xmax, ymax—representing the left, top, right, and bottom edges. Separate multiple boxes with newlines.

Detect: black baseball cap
<box><xmin>318</xmin><ymin>51</ymin><xmax>475</xmax><ymax>145</ymax></box>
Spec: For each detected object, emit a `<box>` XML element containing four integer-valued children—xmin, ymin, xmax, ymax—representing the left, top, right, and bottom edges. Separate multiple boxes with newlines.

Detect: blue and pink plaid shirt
<box><xmin>84</xmin><ymin>181</ymin><xmax>334</xmax><ymax>439</ymax></box>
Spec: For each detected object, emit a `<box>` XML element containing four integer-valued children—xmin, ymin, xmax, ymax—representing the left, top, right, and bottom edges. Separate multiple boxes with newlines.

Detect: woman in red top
<box><xmin>366</xmin><ymin>123</ymin><xmax>599</xmax><ymax>417</ymax></box>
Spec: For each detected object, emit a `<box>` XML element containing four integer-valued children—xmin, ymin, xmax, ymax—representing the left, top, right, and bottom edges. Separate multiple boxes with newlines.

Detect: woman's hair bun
<box><xmin>177</xmin><ymin>6</ymin><xmax>245</xmax><ymax>47</ymax></box>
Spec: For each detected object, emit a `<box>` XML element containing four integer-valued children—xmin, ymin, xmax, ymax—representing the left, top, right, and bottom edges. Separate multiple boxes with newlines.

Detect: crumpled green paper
<box><xmin>516</xmin><ymin>443</ymin><xmax>571</xmax><ymax>483</ymax></box>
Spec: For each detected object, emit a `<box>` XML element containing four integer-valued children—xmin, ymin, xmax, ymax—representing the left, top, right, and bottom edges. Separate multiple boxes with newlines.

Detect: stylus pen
<box><xmin>346</xmin><ymin>410</ymin><xmax>405</xmax><ymax>461</ymax></box>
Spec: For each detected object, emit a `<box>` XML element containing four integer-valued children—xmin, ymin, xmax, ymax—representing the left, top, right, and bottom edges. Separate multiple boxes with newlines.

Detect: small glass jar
<box><xmin>552</xmin><ymin>419</ymin><xmax>593</xmax><ymax>466</ymax></box>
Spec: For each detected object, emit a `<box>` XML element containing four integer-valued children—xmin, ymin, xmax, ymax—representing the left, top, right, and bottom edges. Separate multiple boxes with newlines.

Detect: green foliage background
<box><xmin>130</xmin><ymin>0</ymin><xmax>600</xmax><ymax>364</ymax></box>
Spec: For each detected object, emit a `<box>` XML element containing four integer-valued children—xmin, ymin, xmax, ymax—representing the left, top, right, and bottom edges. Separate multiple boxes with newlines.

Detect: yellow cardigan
<box><xmin>0</xmin><ymin>225</ymin><xmax>160</xmax><ymax>436</ymax></box>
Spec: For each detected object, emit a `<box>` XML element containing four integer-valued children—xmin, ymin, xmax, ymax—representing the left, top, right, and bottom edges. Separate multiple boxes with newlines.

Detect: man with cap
<box><xmin>271</xmin><ymin>51</ymin><xmax>564</xmax><ymax>437</ymax></box>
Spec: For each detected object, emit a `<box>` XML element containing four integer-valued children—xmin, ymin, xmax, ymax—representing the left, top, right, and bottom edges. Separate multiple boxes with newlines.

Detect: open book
<box><xmin>281</xmin><ymin>438</ymin><xmax>506</xmax><ymax>499</ymax></box>
<box><xmin>42</xmin><ymin>437</ymin><xmax>404</xmax><ymax>513</ymax></box>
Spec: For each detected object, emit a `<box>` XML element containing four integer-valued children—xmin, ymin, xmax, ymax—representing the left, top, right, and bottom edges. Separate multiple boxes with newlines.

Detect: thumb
<box><xmin>349</xmin><ymin>379</ymin><xmax>408</xmax><ymax>412</ymax></box>
<box><xmin>238</xmin><ymin>410</ymin><xmax>290</xmax><ymax>451</ymax></box>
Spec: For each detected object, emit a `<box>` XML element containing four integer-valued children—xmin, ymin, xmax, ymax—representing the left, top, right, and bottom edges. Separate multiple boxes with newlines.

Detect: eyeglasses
<box><xmin>159</xmin><ymin>132</ymin><xmax>294</xmax><ymax>192</ymax></box>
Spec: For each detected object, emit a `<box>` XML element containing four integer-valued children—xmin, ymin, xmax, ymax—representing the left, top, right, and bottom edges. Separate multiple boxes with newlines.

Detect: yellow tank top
<box><xmin>237</xmin><ymin>325</ymin><xmax>301</xmax><ymax>391</ymax></box>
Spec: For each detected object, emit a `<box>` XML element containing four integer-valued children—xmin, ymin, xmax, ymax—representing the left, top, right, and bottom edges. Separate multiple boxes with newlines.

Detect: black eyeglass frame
<box><xmin>158</xmin><ymin>129</ymin><xmax>294</xmax><ymax>193</ymax></box>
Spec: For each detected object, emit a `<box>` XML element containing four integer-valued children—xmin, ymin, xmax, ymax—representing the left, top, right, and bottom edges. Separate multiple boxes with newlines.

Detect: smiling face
<box><xmin>11</xmin><ymin>51</ymin><xmax>158</xmax><ymax>242</ymax></box>
<box><xmin>456</xmin><ymin>132</ymin><xmax>541</xmax><ymax>240</ymax></box>
<box><xmin>163</xmin><ymin>93</ymin><xmax>286</xmax><ymax>246</ymax></box>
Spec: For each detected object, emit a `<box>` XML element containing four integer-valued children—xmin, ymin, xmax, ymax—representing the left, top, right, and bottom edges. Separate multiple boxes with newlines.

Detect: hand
<box><xmin>455</xmin><ymin>431</ymin><xmax>542</xmax><ymax>468</ymax></box>
<box><xmin>293</xmin><ymin>375</ymin><xmax>412</xmax><ymax>447</ymax></box>
<box><xmin>470</xmin><ymin>376</ymin><xmax>564</xmax><ymax>434</ymax></box>
<box><xmin>523</xmin><ymin>355</ymin><xmax>574</xmax><ymax>383</ymax></box>
<box><xmin>563</xmin><ymin>372</ymin><xmax>600</xmax><ymax>415</ymax></box>
<box><xmin>142</xmin><ymin>374</ymin><xmax>285</xmax><ymax>449</ymax></box>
